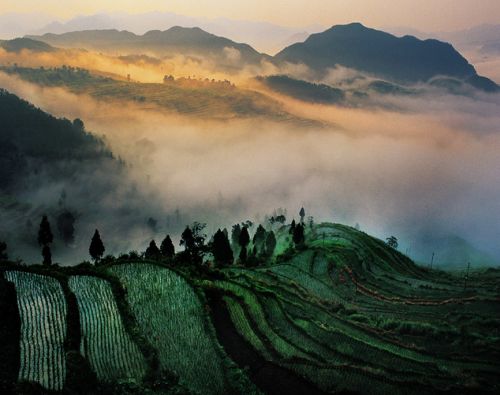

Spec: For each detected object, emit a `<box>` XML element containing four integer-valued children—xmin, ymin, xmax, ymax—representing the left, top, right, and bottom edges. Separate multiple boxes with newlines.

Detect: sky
<box><xmin>1</xmin><ymin>0</ymin><xmax>499</xmax><ymax>32</ymax></box>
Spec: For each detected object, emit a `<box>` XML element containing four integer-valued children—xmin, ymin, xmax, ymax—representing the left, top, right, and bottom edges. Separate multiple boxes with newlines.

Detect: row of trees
<box><xmin>25</xmin><ymin>208</ymin><xmax>308</xmax><ymax>266</ymax></box>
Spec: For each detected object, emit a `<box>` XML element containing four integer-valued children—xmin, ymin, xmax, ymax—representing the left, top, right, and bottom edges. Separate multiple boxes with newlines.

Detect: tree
<box><xmin>145</xmin><ymin>240</ymin><xmax>161</xmax><ymax>260</ymax></box>
<box><xmin>275</xmin><ymin>215</ymin><xmax>286</xmax><ymax>225</ymax></box>
<box><xmin>160</xmin><ymin>235</ymin><xmax>175</xmax><ymax>259</ymax></box>
<box><xmin>386</xmin><ymin>236</ymin><xmax>398</xmax><ymax>249</ymax></box>
<box><xmin>212</xmin><ymin>229</ymin><xmax>233</xmax><ymax>266</ymax></box>
<box><xmin>180</xmin><ymin>226</ymin><xmax>195</xmax><ymax>252</ymax></box>
<box><xmin>299</xmin><ymin>207</ymin><xmax>305</xmax><ymax>224</ymax></box>
<box><xmin>0</xmin><ymin>241</ymin><xmax>7</xmax><ymax>261</ymax></box>
<box><xmin>265</xmin><ymin>231</ymin><xmax>277</xmax><ymax>257</ymax></box>
<box><xmin>89</xmin><ymin>229</ymin><xmax>105</xmax><ymax>263</ymax></box>
<box><xmin>38</xmin><ymin>215</ymin><xmax>53</xmax><ymax>246</ymax></box>
<box><xmin>289</xmin><ymin>220</ymin><xmax>296</xmax><ymax>235</ymax></box>
<box><xmin>238</xmin><ymin>226</ymin><xmax>250</xmax><ymax>264</ymax></box>
<box><xmin>252</xmin><ymin>225</ymin><xmax>267</xmax><ymax>256</ymax></box>
<box><xmin>180</xmin><ymin>222</ymin><xmax>207</xmax><ymax>264</ymax></box>
<box><xmin>231</xmin><ymin>224</ymin><xmax>242</xmax><ymax>247</ymax></box>
<box><xmin>57</xmin><ymin>211</ymin><xmax>76</xmax><ymax>246</ymax></box>
<box><xmin>42</xmin><ymin>245</ymin><xmax>52</xmax><ymax>266</ymax></box>
<box><xmin>293</xmin><ymin>223</ymin><xmax>305</xmax><ymax>247</ymax></box>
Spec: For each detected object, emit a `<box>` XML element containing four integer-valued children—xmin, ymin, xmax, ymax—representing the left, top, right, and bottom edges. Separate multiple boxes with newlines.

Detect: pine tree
<box><xmin>145</xmin><ymin>240</ymin><xmax>161</xmax><ymax>260</ymax></box>
<box><xmin>299</xmin><ymin>207</ymin><xmax>306</xmax><ymax>224</ymax></box>
<box><xmin>238</xmin><ymin>226</ymin><xmax>250</xmax><ymax>264</ymax></box>
<box><xmin>42</xmin><ymin>245</ymin><xmax>52</xmax><ymax>266</ymax></box>
<box><xmin>212</xmin><ymin>229</ymin><xmax>233</xmax><ymax>266</ymax></box>
<box><xmin>38</xmin><ymin>215</ymin><xmax>53</xmax><ymax>246</ymax></box>
<box><xmin>89</xmin><ymin>229</ymin><xmax>105</xmax><ymax>263</ymax></box>
<box><xmin>160</xmin><ymin>235</ymin><xmax>175</xmax><ymax>259</ymax></box>
<box><xmin>180</xmin><ymin>226</ymin><xmax>195</xmax><ymax>252</ymax></box>
<box><xmin>252</xmin><ymin>225</ymin><xmax>267</xmax><ymax>256</ymax></box>
<box><xmin>265</xmin><ymin>231</ymin><xmax>277</xmax><ymax>257</ymax></box>
<box><xmin>231</xmin><ymin>224</ymin><xmax>242</xmax><ymax>247</ymax></box>
<box><xmin>289</xmin><ymin>219</ymin><xmax>296</xmax><ymax>235</ymax></box>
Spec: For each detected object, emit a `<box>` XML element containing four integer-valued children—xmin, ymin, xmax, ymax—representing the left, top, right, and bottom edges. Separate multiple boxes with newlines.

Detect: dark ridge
<box><xmin>205</xmin><ymin>290</ymin><xmax>332</xmax><ymax>395</ymax></box>
<box><xmin>0</xmin><ymin>272</ymin><xmax>21</xmax><ymax>394</ymax></box>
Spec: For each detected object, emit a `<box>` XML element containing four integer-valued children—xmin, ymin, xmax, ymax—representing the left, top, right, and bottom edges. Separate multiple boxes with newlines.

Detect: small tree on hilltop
<box><xmin>89</xmin><ymin>229</ymin><xmax>105</xmax><ymax>263</ymax></box>
<box><xmin>38</xmin><ymin>215</ymin><xmax>53</xmax><ymax>246</ymax></box>
<box><xmin>212</xmin><ymin>229</ymin><xmax>233</xmax><ymax>266</ymax></box>
<box><xmin>38</xmin><ymin>215</ymin><xmax>54</xmax><ymax>265</ymax></box>
<box><xmin>42</xmin><ymin>245</ymin><xmax>52</xmax><ymax>266</ymax></box>
<box><xmin>299</xmin><ymin>207</ymin><xmax>306</xmax><ymax>224</ymax></box>
<box><xmin>238</xmin><ymin>226</ymin><xmax>250</xmax><ymax>264</ymax></box>
<box><xmin>145</xmin><ymin>240</ymin><xmax>161</xmax><ymax>260</ymax></box>
<box><xmin>386</xmin><ymin>236</ymin><xmax>398</xmax><ymax>249</ymax></box>
<box><xmin>160</xmin><ymin>235</ymin><xmax>175</xmax><ymax>259</ymax></box>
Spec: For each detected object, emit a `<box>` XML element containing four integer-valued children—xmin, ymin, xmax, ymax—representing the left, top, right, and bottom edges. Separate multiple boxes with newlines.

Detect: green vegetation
<box><xmin>3</xmin><ymin>271</ymin><xmax>67</xmax><ymax>391</ymax></box>
<box><xmin>68</xmin><ymin>275</ymin><xmax>147</xmax><ymax>383</ymax></box>
<box><xmin>0</xmin><ymin>222</ymin><xmax>498</xmax><ymax>394</ymax></box>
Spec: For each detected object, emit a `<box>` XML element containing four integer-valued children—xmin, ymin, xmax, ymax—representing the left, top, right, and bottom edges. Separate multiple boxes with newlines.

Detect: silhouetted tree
<box><xmin>89</xmin><ymin>229</ymin><xmax>105</xmax><ymax>263</ymax></box>
<box><xmin>238</xmin><ymin>226</ymin><xmax>250</xmax><ymax>264</ymax></box>
<box><xmin>289</xmin><ymin>220</ymin><xmax>296</xmax><ymax>235</ymax></box>
<box><xmin>180</xmin><ymin>226</ymin><xmax>195</xmax><ymax>252</ymax></box>
<box><xmin>231</xmin><ymin>224</ymin><xmax>242</xmax><ymax>247</ymax></box>
<box><xmin>57</xmin><ymin>211</ymin><xmax>76</xmax><ymax>245</ymax></box>
<box><xmin>252</xmin><ymin>225</ymin><xmax>267</xmax><ymax>256</ymax></box>
<box><xmin>180</xmin><ymin>222</ymin><xmax>207</xmax><ymax>264</ymax></box>
<box><xmin>212</xmin><ymin>229</ymin><xmax>233</xmax><ymax>266</ymax></box>
<box><xmin>160</xmin><ymin>235</ymin><xmax>175</xmax><ymax>259</ymax></box>
<box><xmin>145</xmin><ymin>240</ymin><xmax>161</xmax><ymax>260</ymax></box>
<box><xmin>386</xmin><ymin>236</ymin><xmax>398</xmax><ymax>249</ymax></box>
<box><xmin>38</xmin><ymin>215</ymin><xmax>53</xmax><ymax>246</ymax></box>
<box><xmin>293</xmin><ymin>223</ymin><xmax>305</xmax><ymax>247</ymax></box>
<box><xmin>42</xmin><ymin>245</ymin><xmax>52</xmax><ymax>266</ymax></box>
<box><xmin>0</xmin><ymin>241</ymin><xmax>7</xmax><ymax>261</ymax></box>
<box><xmin>275</xmin><ymin>215</ymin><xmax>286</xmax><ymax>225</ymax></box>
<box><xmin>265</xmin><ymin>231</ymin><xmax>277</xmax><ymax>257</ymax></box>
<box><xmin>299</xmin><ymin>207</ymin><xmax>306</xmax><ymax>224</ymax></box>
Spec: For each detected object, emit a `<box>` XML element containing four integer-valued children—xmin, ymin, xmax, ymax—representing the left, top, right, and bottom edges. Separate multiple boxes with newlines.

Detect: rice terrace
<box><xmin>1</xmin><ymin>221</ymin><xmax>499</xmax><ymax>394</ymax></box>
<box><xmin>1</xmin><ymin>0</ymin><xmax>500</xmax><ymax>394</ymax></box>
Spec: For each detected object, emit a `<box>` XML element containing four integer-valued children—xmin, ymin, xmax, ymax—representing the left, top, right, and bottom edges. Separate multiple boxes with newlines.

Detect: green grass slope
<box><xmin>0</xmin><ymin>223</ymin><xmax>498</xmax><ymax>394</ymax></box>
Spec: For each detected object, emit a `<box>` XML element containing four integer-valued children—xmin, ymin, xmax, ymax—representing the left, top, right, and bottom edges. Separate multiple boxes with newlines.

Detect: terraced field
<box><xmin>0</xmin><ymin>223</ymin><xmax>499</xmax><ymax>394</ymax></box>
<box><xmin>108</xmin><ymin>263</ymin><xmax>249</xmax><ymax>394</ymax></box>
<box><xmin>68</xmin><ymin>275</ymin><xmax>147</xmax><ymax>383</ymax></box>
<box><xmin>0</xmin><ymin>66</ymin><xmax>321</xmax><ymax>126</ymax></box>
<box><xmin>2</xmin><ymin>271</ymin><xmax>67</xmax><ymax>391</ymax></box>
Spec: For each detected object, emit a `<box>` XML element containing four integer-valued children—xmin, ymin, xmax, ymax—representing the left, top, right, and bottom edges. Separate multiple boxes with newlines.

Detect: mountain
<box><xmin>0</xmin><ymin>37</ymin><xmax>56</xmax><ymax>53</ymax></box>
<box><xmin>275</xmin><ymin>23</ymin><xmax>499</xmax><ymax>92</ymax></box>
<box><xmin>28</xmin><ymin>27</ymin><xmax>268</xmax><ymax>66</ymax></box>
<box><xmin>27</xmin><ymin>11</ymin><xmax>321</xmax><ymax>54</ymax></box>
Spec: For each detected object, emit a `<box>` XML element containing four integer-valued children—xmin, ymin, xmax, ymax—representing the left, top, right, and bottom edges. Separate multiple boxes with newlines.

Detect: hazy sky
<box><xmin>1</xmin><ymin>0</ymin><xmax>499</xmax><ymax>31</ymax></box>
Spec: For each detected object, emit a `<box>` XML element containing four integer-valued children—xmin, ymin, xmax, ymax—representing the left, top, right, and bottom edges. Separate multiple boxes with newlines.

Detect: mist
<box><xmin>1</xmin><ymin>69</ymin><xmax>499</xmax><ymax>266</ymax></box>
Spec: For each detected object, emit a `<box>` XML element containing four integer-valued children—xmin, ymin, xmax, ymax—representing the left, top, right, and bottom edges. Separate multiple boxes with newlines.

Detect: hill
<box><xmin>0</xmin><ymin>88</ymin><xmax>113</xmax><ymax>189</ymax></box>
<box><xmin>1</xmin><ymin>222</ymin><xmax>499</xmax><ymax>394</ymax></box>
<box><xmin>27</xmin><ymin>27</ymin><xmax>268</xmax><ymax>68</ymax></box>
<box><xmin>275</xmin><ymin>23</ymin><xmax>499</xmax><ymax>92</ymax></box>
<box><xmin>0</xmin><ymin>37</ymin><xmax>56</xmax><ymax>53</ymax></box>
<box><xmin>0</xmin><ymin>65</ymin><xmax>320</xmax><ymax>126</ymax></box>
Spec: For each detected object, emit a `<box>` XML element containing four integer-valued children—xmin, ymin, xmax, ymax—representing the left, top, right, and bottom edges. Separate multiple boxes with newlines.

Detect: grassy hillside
<box><xmin>0</xmin><ymin>223</ymin><xmax>499</xmax><ymax>394</ymax></box>
<box><xmin>0</xmin><ymin>66</ymin><xmax>320</xmax><ymax>125</ymax></box>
